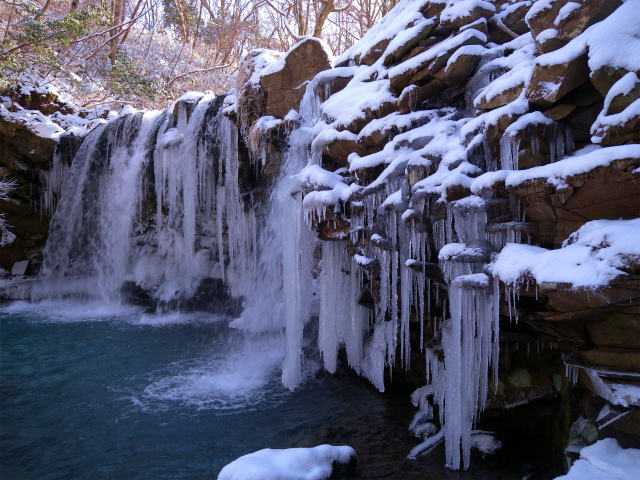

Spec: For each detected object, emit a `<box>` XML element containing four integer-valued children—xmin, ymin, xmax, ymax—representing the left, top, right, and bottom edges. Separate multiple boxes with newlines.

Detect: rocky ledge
<box><xmin>227</xmin><ymin>0</ymin><xmax>640</xmax><ymax>470</ymax></box>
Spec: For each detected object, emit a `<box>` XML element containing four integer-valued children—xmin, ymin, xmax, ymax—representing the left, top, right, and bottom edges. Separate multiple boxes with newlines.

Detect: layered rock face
<box><xmin>228</xmin><ymin>0</ymin><xmax>640</xmax><ymax>470</ymax></box>
<box><xmin>2</xmin><ymin>0</ymin><xmax>638</xmax><ymax>473</ymax></box>
<box><xmin>0</xmin><ymin>87</ymin><xmax>88</xmax><ymax>273</ymax></box>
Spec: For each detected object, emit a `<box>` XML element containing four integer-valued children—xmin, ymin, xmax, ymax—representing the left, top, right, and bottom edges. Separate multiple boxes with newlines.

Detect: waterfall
<box><xmin>35</xmin><ymin>82</ymin><xmax>504</xmax><ymax>469</ymax></box>
<box><xmin>37</xmin><ymin>94</ymin><xmax>231</xmax><ymax>302</ymax></box>
<box><xmin>38</xmin><ymin>111</ymin><xmax>162</xmax><ymax>300</ymax></box>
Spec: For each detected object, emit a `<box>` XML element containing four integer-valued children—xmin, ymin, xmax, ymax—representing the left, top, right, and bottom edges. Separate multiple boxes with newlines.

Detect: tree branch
<box><xmin>263</xmin><ymin>0</ymin><xmax>306</xmax><ymax>41</ymax></box>
<box><xmin>165</xmin><ymin>62</ymin><xmax>234</xmax><ymax>88</ymax></box>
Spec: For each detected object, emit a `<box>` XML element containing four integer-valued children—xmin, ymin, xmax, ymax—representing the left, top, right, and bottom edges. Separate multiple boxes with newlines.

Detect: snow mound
<box><xmin>555</xmin><ymin>438</ymin><xmax>640</xmax><ymax>480</ymax></box>
<box><xmin>218</xmin><ymin>445</ymin><xmax>356</xmax><ymax>480</ymax></box>
<box><xmin>536</xmin><ymin>0</ymin><xmax>640</xmax><ymax>73</ymax></box>
<box><xmin>490</xmin><ymin>218</ymin><xmax>640</xmax><ymax>288</ymax></box>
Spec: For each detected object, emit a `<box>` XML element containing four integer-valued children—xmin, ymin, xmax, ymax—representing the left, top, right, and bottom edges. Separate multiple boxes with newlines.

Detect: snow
<box><xmin>440</xmin><ymin>0</ymin><xmax>495</xmax><ymax>23</ymax></box>
<box><xmin>555</xmin><ymin>438</ymin><xmax>640</xmax><ymax>480</ymax></box>
<box><xmin>535</xmin><ymin>0</ymin><xmax>640</xmax><ymax>74</ymax></box>
<box><xmin>254</xmin><ymin>115</ymin><xmax>284</xmax><ymax>132</ymax></box>
<box><xmin>354</xmin><ymin>254</ymin><xmax>376</xmax><ymax>266</ymax></box>
<box><xmin>490</xmin><ymin>218</ymin><xmax>640</xmax><ymax>288</ymax></box>
<box><xmin>554</xmin><ymin>2</ymin><xmax>581</xmax><ymax>26</ymax></box>
<box><xmin>296</xmin><ymin>165</ymin><xmax>357</xmax><ymax>212</ymax></box>
<box><xmin>564</xmin><ymin>218</ymin><xmax>640</xmax><ymax>270</ymax></box>
<box><xmin>388</xmin><ymin>28</ymin><xmax>488</xmax><ymax>79</ymax></box>
<box><xmin>438</xmin><ymin>243</ymin><xmax>486</xmax><ymax>261</ymax></box>
<box><xmin>469</xmin><ymin>433</ymin><xmax>502</xmax><ymax>455</ymax></box>
<box><xmin>0</xmin><ymin>105</ymin><xmax>65</xmax><ymax>141</ymax></box>
<box><xmin>243</xmin><ymin>49</ymin><xmax>282</xmax><ymax>86</ymax></box>
<box><xmin>490</xmin><ymin>243</ymin><xmax>623</xmax><ymax>287</ymax></box>
<box><xmin>260</xmin><ymin>38</ymin><xmax>334</xmax><ymax>79</ymax></box>
<box><xmin>591</xmin><ymin>72</ymin><xmax>640</xmax><ymax>142</ymax></box>
<box><xmin>222</xmin><ymin>93</ymin><xmax>238</xmax><ymax>116</ymax></box>
<box><xmin>358</xmin><ymin>109</ymin><xmax>434</xmax><ymax>140</ymax></box>
<box><xmin>524</xmin><ymin>0</ymin><xmax>558</xmax><ymax>23</ymax></box>
<box><xmin>381</xmin><ymin>189</ymin><xmax>403</xmax><ymax>208</ymax></box>
<box><xmin>536</xmin><ymin>28</ymin><xmax>558</xmax><ymax>43</ymax></box>
<box><xmin>503</xmin><ymin>111</ymin><xmax>554</xmax><ymax>137</ymax></box>
<box><xmin>321</xmin><ymin>76</ymin><xmax>396</xmax><ymax>128</ymax></box>
<box><xmin>334</xmin><ymin>0</ymin><xmax>430</xmax><ymax>66</ymax></box>
<box><xmin>471</xmin><ymin>144</ymin><xmax>640</xmax><ymax>192</ymax></box>
<box><xmin>218</xmin><ymin>445</ymin><xmax>356</xmax><ymax>480</ymax></box>
<box><xmin>118</xmin><ymin>105</ymin><xmax>138</xmax><ymax>116</ymax></box>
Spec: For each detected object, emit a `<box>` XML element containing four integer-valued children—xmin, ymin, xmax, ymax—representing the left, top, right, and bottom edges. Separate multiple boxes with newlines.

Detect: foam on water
<box><xmin>0</xmin><ymin>300</ymin><xmax>226</xmax><ymax>327</ymax></box>
<box><xmin>140</xmin><ymin>333</ymin><xmax>289</xmax><ymax>412</ymax></box>
<box><xmin>0</xmin><ymin>299</ymin><xmax>142</xmax><ymax>322</ymax></box>
<box><xmin>1</xmin><ymin>300</ymin><xmax>292</xmax><ymax>414</ymax></box>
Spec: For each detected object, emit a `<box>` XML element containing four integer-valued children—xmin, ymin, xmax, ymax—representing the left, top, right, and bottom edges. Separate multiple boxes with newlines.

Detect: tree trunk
<box><xmin>109</xmin><ymin>0</ymin><xmax>125</xmax><ymax>65</ymax></box>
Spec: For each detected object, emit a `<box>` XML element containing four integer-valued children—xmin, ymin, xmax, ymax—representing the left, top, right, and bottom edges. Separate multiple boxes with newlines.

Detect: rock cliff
<box><xmin>226</xmin><ymin>0</ymin><xmax>640</xmax><ymax>470</ymax></box>
<box><xmin>1</xmin><ymin>0</ymin><xmax>638</xmax><ymax>472</ymax></box>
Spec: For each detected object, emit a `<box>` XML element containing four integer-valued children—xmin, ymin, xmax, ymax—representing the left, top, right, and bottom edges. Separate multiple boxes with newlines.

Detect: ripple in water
<box><xmin>138</xmin><ymin>333</ymin><xmax>290</xmax><ymax>413</ymax></box>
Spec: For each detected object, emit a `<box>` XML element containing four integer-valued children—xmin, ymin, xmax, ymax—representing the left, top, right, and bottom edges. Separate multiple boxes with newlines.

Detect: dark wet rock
<box><xmin>153</xmin><ymin>277</ymin><xmax>243</xmax><ymax>316</ymax></box>
<box><xmin>487</xmin><ymin>367</ymin><xmax>558</xmax><ymax>410</ymax></box>
<box><xmin>329</xmin><ymin>452</ymin><xmax>357</xmax><ymax>479</ymax></box>
<box><xmin>0</xmin><ymin>109</ymin><xmax>58</xmax><ymax>169</ymax></box>
<box><xmin>120</xmin><ymin>281</ymin><xmax>153</xmax><ymax>308</ymax></box>
<box><xmin>586</xmin><ymin>312</ymin><xmax>640</xmax><ymax>349</ymax></box>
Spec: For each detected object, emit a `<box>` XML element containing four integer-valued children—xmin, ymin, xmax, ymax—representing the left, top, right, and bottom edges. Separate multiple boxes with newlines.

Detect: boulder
<box><xmin>437</xmin><ymin>47</ymin><xmax>483</xmax><ymax>86</ymax></box>
<box><xmin>383</xmin><ymin>20</ymin><xmax>435</xmax><ymax>67</ymax></box>
<box><xmin>590</xmin><ymin>66</ymin><xmax>630</xmax><ymax>98</ymax></box>
<box><xmin>587</xmin><ymin>311</ymin><xmax>640</xmax><ymax>349</ymax></box>
<box><xmin>0</xmin><ymin>109</ymin><xmax>58</xmax><ymax>169</ymax></box>
<box><xmin>476</xmin><ymin>82</ymin><xmax>524</xmax><ymax>110</ymax></box>
<box><xmin>389</xmin><ymin>29</ymin><xmax>486</xmax><ymax>93</ymax></box>
<box><xmin>153</xmin><ymin>277</ymin><xmax>243</xmax><ymax>315</ymax></box>
<box><xmin>575</xmin><ymin>347</ymin><xmax>640</xmax><ymax>374</ymax></box>
<box><xmin>525</xmin><ymin>0</ymin><xmax>620</xmax><ymax>54</ymax></box>
<box><xmin>524</xmin><ymin>0</ymin><xmax>565</xmax><ymax>52</ymax></box>
<box><xmin>260</xmin><ymin>38</ymin><xmax>332</xmax><ymax>119</ymax></box>
<box><xmin>554</xmin><ymin>0</ymin><xmax>621</xmax><ymax>44</ymax></box>
<box><xmin>526</xmin><ymin>54</ymin><xmax>590</xmax><ymax>107</ymax></box>
<box><xmin>323</xmin><ymin>139</ymin><xmax>375</xmax><ymax>168</ymax></box>
<box><xmin>436</xmin><ymin>3</ymin><xmax>495</xmax><ymax>36</ymax></box>
<box><xmin>360</xmin><ymin>38</ymin><xmax>391</xmax><ymax>66</ymax></box>
<box><xmin>501</xmin><ymin>1</ymin><xmax>531</xmax><ymax>36</ymax></box>
<box><xmin>420</xmin><ymin>0</ymin><xmax>447</xmax><ymax>20</ymax></box>
<box><xmin>606</xmin><ymin>75</ymin><xmax>640</xmax><ymax>115</ymax></box>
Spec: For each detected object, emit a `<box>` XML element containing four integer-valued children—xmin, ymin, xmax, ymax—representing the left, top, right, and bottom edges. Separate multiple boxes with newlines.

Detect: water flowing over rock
<box><xmin>2</xmin><ymin>0</ymin><xmax>640</xmax><ymax>475</ymax></box>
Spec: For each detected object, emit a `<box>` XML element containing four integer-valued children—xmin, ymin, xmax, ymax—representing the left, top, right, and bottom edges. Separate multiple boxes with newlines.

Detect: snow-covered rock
<box><xmin>218</xmin><ymin>445</ymin><xmax>356</xmax><ymax>480</ymax></box>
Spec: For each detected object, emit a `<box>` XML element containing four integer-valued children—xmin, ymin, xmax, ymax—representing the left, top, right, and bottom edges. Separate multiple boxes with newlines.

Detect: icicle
<box><xmin>39</xmin><ymin>146</ymin><xmax>69</xmax><ymax>218</ymax></box>
<box><xmin>319</xmin><ymin>240</ymin><xmax>346</xmax><ymax>373</ymax></box>
<box><xmin>346</xmin><ymin>258</ymin><xmax>365</xmax><ymax>374</ymax></box>
<box><xmin>400</xmin><ymin>222</ymin><xmax>412</xmax><ymax>370</ymax></box>
<box><xmin>499</xmin><ymin>135</ymin><xmax>520</xmax><ymax>171</ymax></box>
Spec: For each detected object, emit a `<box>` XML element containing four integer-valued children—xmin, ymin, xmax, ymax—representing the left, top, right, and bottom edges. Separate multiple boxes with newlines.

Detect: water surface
<box><xmin>1</xmin><ymin>301</ymin><xmax>552</xmax><ymax>479</ymax></box>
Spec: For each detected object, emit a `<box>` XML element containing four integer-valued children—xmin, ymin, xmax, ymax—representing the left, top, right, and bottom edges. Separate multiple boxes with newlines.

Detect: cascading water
<box><xmin>38</xmin><ymin>110</ymin><xmax>162</xmax><ymax>300</ymax></box>
<box><xmin>34</xmin><ymin>78</ymin><xmax>505</xmax><ymax>472</ymax></box>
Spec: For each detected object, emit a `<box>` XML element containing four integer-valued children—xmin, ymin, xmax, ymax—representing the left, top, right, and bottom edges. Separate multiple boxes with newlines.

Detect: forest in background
<box><xmin>0</xmin><ymin>0</ymin><xmax>398</xmax><ymax>108</ymax></box>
